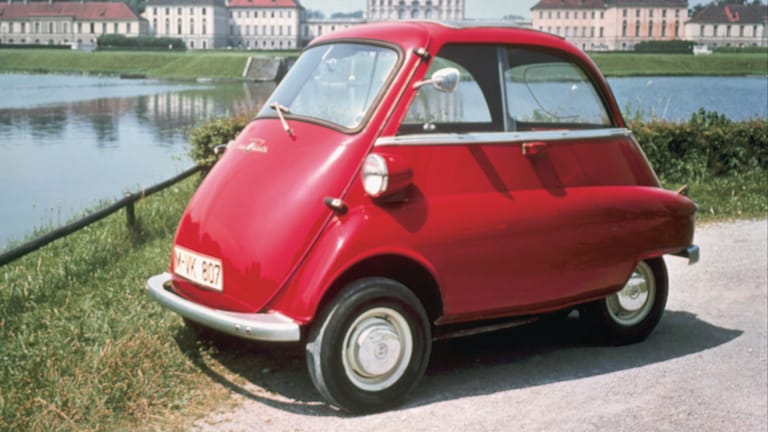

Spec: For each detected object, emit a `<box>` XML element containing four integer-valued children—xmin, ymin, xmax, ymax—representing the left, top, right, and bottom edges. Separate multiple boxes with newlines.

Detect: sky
<box><xmin>299</xmin><ymin>0</ymin><xmax>713</xmax><ymax>19</ymax></box>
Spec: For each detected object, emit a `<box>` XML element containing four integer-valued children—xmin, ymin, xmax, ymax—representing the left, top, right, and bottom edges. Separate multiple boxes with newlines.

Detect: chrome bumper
<box><xmin>672</xmin><ymin>244</ymin><xmax>700</xmax><ymax>265</ymax></box>
<box><xmin>146</xmin><ymin>272</ymin><xmax>301</xmax><ymax>342</ymax></box>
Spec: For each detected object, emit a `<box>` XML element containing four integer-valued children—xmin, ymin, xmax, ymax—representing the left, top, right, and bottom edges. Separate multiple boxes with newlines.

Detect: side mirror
<box><xmin>413</xmin><ymin>67</ymin><xmax>460</xmax><ymax>93</ymax></box>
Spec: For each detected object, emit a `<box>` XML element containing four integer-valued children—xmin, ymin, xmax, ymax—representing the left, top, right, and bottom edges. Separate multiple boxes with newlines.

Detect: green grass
<box><xmin>0</xmin><ymin>177</ymin><xmax>234</xmax><ymax>432</ymax></box>
<box><xmin>664</xmin><ymin>171</ymin><xmax>768</xmax><ymax>221</ymax></box>
<box><xmin>1</xmin><ymin>49</ymin><xmax>765</xmax><ymax>80</ymax></box>
<box><xmin>0</xmin><ymin>49</ymin><xmax>296</xmax><ymax>79</ymax></box>
<box><xmin>590</xmin><ymin>52</ymin><xmax>768</xmax><ymax>77</ymax></box>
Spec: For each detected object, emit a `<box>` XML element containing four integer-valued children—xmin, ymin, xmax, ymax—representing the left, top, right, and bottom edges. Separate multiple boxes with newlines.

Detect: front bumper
<box><xmin>146</xmin><ymin>273</ymin><xmax>301</xmax><ymax>342</ymax></box>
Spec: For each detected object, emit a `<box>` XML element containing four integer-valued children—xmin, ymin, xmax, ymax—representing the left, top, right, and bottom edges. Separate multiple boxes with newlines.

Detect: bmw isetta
<box><xmin>147</xmin><ymin>21</ymin><xmax>699</xmax><ymax>412</ymax></box>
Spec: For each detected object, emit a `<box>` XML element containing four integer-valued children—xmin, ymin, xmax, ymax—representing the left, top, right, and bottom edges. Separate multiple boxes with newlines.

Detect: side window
<box><xmin>505</xmin><ymin>48</ymin><xmax>611</xmax><ymax>130</ymax></box>
<box><xmin>400</xmin><ymin>44</ymin><xmax>501</xmax><ymax>135</ymax></box>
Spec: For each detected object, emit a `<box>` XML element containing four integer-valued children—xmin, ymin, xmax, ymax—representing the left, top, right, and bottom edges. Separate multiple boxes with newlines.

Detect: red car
<box><xmin>147</xmin><ymin>21</ymin><xmax>699</xmax><ymax>413</ymax></box>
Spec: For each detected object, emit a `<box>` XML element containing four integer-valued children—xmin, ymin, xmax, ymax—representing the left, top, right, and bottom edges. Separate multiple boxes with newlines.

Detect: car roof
<box><xmin>308</xmin><ymin>20</ymin><xmax>583</xmax><ymax>61</ymax></box>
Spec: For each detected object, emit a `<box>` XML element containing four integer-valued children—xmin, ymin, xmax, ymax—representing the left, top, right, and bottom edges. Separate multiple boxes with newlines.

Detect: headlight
<box><xmin>362</xmin><ymin>153</ymin><xmax>389</xmax><ymax>197</ymax></box>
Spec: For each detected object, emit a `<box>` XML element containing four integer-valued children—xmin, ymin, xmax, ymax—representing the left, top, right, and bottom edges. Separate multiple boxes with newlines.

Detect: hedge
<box><xmin>97</xmin><ymin>34</ymin><xmax>187</xmax><ymax>51</ymax></box>
<box><xmin>634</xmin><ymin>40</ymin><xmax>695</xmax><ymax>54</ymax></box>
<box><xmin>189</xmin><ymin>110</ymin><xmax>768</xmax><ymax>182</ymax></box>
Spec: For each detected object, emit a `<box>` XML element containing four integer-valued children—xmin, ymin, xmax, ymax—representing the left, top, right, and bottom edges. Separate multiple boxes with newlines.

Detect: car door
<box><xmin>388</xmin><ymin>44</ymin><xmax>651</xmax><ymax>322</ymax></box>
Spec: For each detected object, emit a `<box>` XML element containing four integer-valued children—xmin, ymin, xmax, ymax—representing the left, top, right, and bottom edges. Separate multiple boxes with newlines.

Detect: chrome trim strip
<box><xmin>672</xmin><ymin>245</ymin><xmax>700</xmax><ymax>266</ymax></box>
<box><xmin>146</xmin><ymin>273</ymin><xmax>301</xmax><ymax>342</ymax></box>
<box><xmin>375</xmin><ymin>128</ymin><xmax>632</xmax><ymax>147</ymax></box>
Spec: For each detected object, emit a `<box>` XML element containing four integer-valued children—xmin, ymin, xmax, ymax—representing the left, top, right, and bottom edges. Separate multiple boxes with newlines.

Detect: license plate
<box><xmin>173</xmin><ymin>246</ymin><xmax>223</xmax><ymax>291</ymax></box>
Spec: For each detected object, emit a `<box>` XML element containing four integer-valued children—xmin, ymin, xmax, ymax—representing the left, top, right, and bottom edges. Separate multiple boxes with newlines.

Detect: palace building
<box><xmin>0</xmin><ymin>0</ymin><xmax>144</xmax><ymax>47</ymax></box>
<box><xmin>685</xmin><ymin>4</ymin><xmax>767</xmax><ymax>48</ymax></box>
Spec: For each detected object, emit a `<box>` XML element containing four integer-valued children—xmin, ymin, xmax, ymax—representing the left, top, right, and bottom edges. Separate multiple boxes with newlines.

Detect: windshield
<box><xmin>257</xmin><ymin>43</ymin><xmax>399</xmax><ymax>130</ymax></box>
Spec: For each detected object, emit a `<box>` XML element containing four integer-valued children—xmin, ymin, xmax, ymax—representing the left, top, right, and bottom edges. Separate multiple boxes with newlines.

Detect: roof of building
<box><xmin>531</xmin><ymin>0</ymin><xmax>686</xmax><ymax>9</ymax></box>
<box><xmin>0</xmin><ymin>1</ymin><xmax>139</xmax><ymax>20</ymax></box>
<box><xmin>227</xmin><ymin>0</ymin><xmax>301</xmax><ymax>8</ymax></box>
<box><xmin>145</xmin><ymin>0</ymin><xmax>226</xmax><ymax>7</ymax></box>
<box><xmin>689</xmin><ymin>4</ymin><xmax>768</xmax><ymax>24</ymax></box>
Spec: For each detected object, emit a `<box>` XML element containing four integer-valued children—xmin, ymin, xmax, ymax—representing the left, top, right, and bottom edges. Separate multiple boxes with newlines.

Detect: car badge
<box><xmin>237</xmin><ymin>139</ymin><xmax>268</xmax><ymax>153</ymax></box>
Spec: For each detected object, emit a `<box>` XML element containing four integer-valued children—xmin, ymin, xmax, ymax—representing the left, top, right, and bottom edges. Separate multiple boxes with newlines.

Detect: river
<box><xmin>0</xmin><ymin>73</ymin><xmax>766</xmax><ymax>249</ymax></box>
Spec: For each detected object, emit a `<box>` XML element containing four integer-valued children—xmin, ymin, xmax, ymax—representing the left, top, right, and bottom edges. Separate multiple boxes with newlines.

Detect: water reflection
<box><xmin>0</xmin><ymin>75</ymin><xmax>276</xmax><ymax>248</ymax></box>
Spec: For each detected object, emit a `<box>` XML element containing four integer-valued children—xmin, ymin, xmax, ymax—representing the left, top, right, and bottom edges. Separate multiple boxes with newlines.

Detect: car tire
<box><xmin>581</xmin><ymin>258</ymin><xmax>668</xmax><ymax>345</ymax></box>
<box><xmin>305</xmin><ymin>277</ymin><xmax>431</xmax><ymax>413</ymax></box>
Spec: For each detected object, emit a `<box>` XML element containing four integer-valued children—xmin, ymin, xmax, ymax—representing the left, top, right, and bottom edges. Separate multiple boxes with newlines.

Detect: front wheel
<box><xmin>581</xmin><ymin>258</ymin><xmax>668</xmax><ymax>345</ymax></box>
<box><xmin>305</xmin><ymin>278</ymin><xmax>431</xmax><ymax>413</ymax></box>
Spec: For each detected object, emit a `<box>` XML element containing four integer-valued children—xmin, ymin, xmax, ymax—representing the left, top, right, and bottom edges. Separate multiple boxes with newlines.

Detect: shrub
<box><xmin>633</xmin><ymin>40</ymin><xmax>694</xmax><ymax>54</ymax></box>
<box><xmin>628</xmin><ymin>109</ymin><xmax>768</xmax><ymax>182</ymax></box>
<box><xmin>97</xmin><ymin>34</ymin><xmax>187</xmax><ymax>51</ymax></box>
<box><xmin>188</xmin><ymin>116</ymin><xmax>250</xmax><ymax>172</ymax></box>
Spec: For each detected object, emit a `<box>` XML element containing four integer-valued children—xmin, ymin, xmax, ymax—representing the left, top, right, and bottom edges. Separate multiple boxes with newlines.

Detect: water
<box><xmin>0</xmin><ymin>73</ymin><xmax>275</xmax><ymax>249</ymax></box>
<box><xmin>609</xmin><ymin>76</ymin><xmax>768</xmax><ymax>121</ymax></box>
<box><xmin>0</xmin><ymin>73</ymin><xmax>765</xmax><ymax>249</ymax></box>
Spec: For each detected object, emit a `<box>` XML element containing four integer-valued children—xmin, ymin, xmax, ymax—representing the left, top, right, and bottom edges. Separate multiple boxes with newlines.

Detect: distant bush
<box><xmin>97</xmin><ymin>34</ymin><xmax>186</xmax><ymax>51</ymax></box>
<box><xmin>634</xmin><ymin>40</ymin><xmax>694</xmax><ymax>54</ymax></box>
<box><xmin>0</xmin><ymin>44</ymin><xmax>69</xmax><ymax>50</ymax></box>
<box><xmin>629</xmin><ymin>109</ymin><xmax>768</xmax><ymax>182</ymax></box>
<box><xmin>189</xmin><ymin>116</ymin><xmax>250</xmax><ymax>172</ymax></box>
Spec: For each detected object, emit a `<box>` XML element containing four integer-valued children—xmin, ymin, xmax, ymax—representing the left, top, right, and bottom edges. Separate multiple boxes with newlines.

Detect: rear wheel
<box><xmin>306</xmin><ymin>278</ymin><xmax>431</xmax><ymax>413</ymax></box>
<box><xmin>581</xmin><ymin>258</ymin><xmax>668</xmax><ymax>345</ymax></box>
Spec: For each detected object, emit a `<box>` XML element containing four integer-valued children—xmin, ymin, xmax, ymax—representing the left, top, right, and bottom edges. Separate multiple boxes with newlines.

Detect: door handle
<box><xmin>522</xmin><ymin>141</ymin><xmax>547</xmax><ymax>157</ymax></box>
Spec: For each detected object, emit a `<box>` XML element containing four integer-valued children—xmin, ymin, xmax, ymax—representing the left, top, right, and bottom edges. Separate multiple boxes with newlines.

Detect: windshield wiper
<box><xmin>270</xmin><ymin>102</ymin><xmax>294</xmax><ymax>136</ymax></box>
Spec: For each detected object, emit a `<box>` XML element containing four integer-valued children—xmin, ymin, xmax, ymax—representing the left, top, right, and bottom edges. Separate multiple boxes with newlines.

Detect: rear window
<box><xmin>505</xmin><ymin>48</ymin><xmax>611</xmax><ymax>129</ymax></box>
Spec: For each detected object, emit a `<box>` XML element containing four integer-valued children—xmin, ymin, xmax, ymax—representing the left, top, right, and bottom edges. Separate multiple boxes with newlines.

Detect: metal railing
<box><xmin>0</xmin><ymin>164</ymin><xmax>202</xmax><ymax>267</ymax></box>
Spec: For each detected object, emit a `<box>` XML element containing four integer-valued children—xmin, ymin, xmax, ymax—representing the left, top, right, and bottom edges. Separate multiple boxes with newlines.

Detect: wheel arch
<box><xmin>317</xmin><ymin>254</ymin><xmax>444</xmax><ymax>326</ymax></box>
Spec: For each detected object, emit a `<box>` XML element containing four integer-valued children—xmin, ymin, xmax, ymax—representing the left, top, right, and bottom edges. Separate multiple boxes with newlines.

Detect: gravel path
<box><xmin>191</xmin><ymin>219</ymin><xmax>768</xmax><ymax>432</ymax></box>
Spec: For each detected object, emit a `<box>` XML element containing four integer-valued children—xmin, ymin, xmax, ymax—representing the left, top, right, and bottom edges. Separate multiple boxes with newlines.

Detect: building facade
<box><xmin>685</xmin><ymin>4</ymin><xmax>767</xmax><ymax>48</ymax></box>
<box><xmin>142</xmin><ymin>0</ymin><xmax>228</xmax><ymax>49</ymax></box>
<box><xmin>227</xmin><ymin>0</ymin><xmax>302</xmax><ymax>50</ymax></box>
<box><xmin>0</xmin><ymin>1</ymin><xmax>144</xmax><ymax>47</ymax></box>
<box><xmin>531</xmin><ymin>0</ymin><xmax>687</xmax><ymax>51</ymax></box>
<box><xmin>302</xmin><ymin>17</ymin><xmax>365</xmax><ymax>46</ymax></box>
<box><xmin>367</xmin><ymin>0</ymin><xmax>465</xmax><ymax>21</ymax></box>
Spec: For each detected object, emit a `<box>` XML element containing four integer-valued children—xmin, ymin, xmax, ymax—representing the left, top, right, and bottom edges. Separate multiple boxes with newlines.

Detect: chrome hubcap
<box><xmin>342</xmin><ymin>307</ymin><xmax>413</xmax><ymax>391</ymax></box>
<box><xmin>606</xmin><ymin>261</ymin><xmax>655</xmax><ymax>327</ymax></box>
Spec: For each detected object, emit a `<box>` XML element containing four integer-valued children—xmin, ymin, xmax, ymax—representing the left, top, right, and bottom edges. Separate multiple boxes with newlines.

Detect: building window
<box><xmin>713</xmin><ymin>24</ymin><xmax>719</xmax><ymax>36</ymax></box>
<box><xmin>190</xmin><ymin>19</ymin><xmax>194</xmax><ymax>35</ymax></box>
<box><xmin>636</xmin><ymin>9</ymin><xmax>640</xmax><ymax>17</ymax></box>
<box><xmin>649</xmin><ymin>9</ymin><xmax>654</xmax><ymax>17</ymax></box>
<box><xmin>178</xmin><ymin>18</ymin><xmax>182</xmax><ymax>35</ymax></box>
<box><xmin>662</xmin><ymin>21</ymin><xmax>667</xmax><ymax>37</ymax></box>
<box><xmin>727</xmin><ymin>25</ymin><xmax>732</xmax><ymax>37</ymax></box>
<box><xmin>622</xmin><ymin>20</ymin><xmax>627</xmax><ymax>37</ymax></box>
<box><xmin>49</xmin><ymin>22</ymin><xmax>54</xmax><ymax>33</ymax></box>
<box><xmin>153</xmin><ymin>7</ymin><xmax>157</xmax><ymax>15</ymax></box>
<box><xmin>165</xmin><ymin>8</ymin><xmax>169</xmax><ymax>14</ymax></box>
<box><xmin>565</xmin><ymin>27</ymin><xmax>569</xmax><ymax>37</ymax></box>
<box><xmin>177</xmin><ymin>8</ymin><xmax>182</xmax><ymax>14</ymax></box>
<box><xmin>203</xmin><ymin>18</ymin><xmax>207</xmax><ymax>35</ymax></box>
<box><xmin>622</xmin><ymin>9</ymin><xmax>627</xmax><ymax>17</ymax></box>
<box><xmin>740</xmin><ymin>25</ymin><xmax>745</xmax><ymax>37</ymax></box>
<box><xmin>662</xmin><ymin>9</ymin><xmax>667</xmax><ymax>18</ymax></box>
<box><xmin>165</xmin><ymin>18</ymin><xmax>169</xmax><ymax>34</ymax></box>
<box><xmin>700</xmin><ymin>25</ymin><xmax>705</xmax><ymax>37</ymax></box>
<box><xmin>202</xmin><ymin>8</ymin><xmax>206</xmax><ymax>15</ymax></box>
<box><xmin>565</xmin><ymin>11</ymin><xmax>569</xmax><ymax>19</ymax></box>
<box><xmin>635</xmin><ymin>21</ymin><xmax>640</xmax><ymax>37</ymax></box>
<box><xmin>190</xmin><ymin>8</ymin><xmax>194</xmax><ymax>14</ymax></box>
<box><xmin>648</xmin><ymin>20</ymin><xmax>653</xmax><ymax>37</ymax></box>
<box><xmin>90</xmin><ymin>22</ymin><xmax>95</xmax><ymax>33</ymax></box>
<box><xmin>114</xmin><ymin>23</ymin><xmax>118</xmax><ymax>33</ymax></box>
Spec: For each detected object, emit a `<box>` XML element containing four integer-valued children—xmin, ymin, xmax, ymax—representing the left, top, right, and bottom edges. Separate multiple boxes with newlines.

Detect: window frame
<box><xmin>397</xmin><ymin>43</ymin><xmax>617</xmax><ymax>136</ymax></box>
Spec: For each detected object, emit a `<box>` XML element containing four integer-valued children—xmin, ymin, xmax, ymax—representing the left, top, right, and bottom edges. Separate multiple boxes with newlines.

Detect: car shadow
<box><xmin>174</xmin><ymin>309</ymin><xmax>742</xmax><ymax>417</ymax></box>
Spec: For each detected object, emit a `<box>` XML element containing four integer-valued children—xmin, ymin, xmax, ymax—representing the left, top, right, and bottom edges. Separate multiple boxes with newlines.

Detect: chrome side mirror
<box><xmin>413</xmin><ymin>67</ymin><xmax>460</xmax><ymax>93</ymax></box>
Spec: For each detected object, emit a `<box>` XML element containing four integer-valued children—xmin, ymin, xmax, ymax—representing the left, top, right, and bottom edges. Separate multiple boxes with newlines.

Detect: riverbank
<box><xmin>1</xmin><ymin>48</ymin><xmax>766</xmax><ymax>80</ymax></box>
